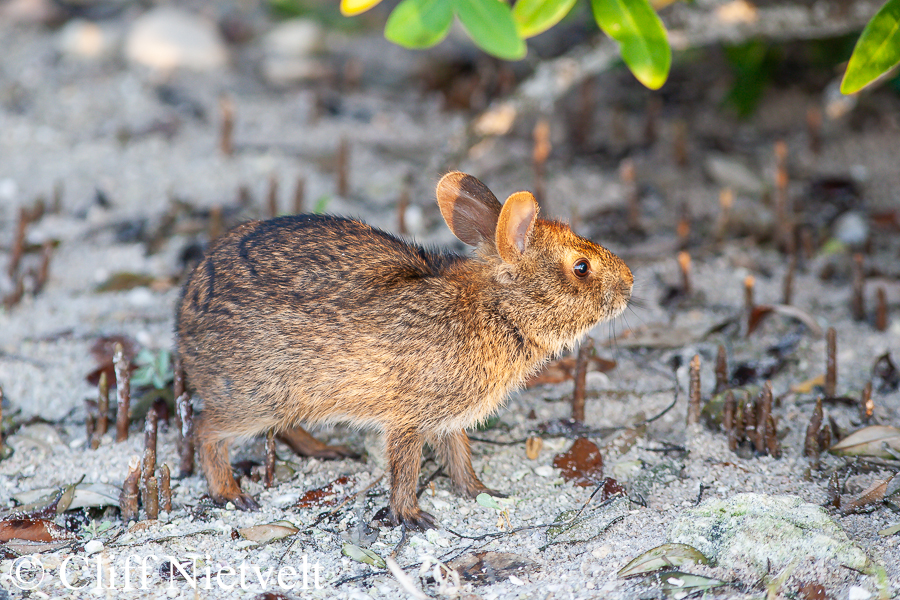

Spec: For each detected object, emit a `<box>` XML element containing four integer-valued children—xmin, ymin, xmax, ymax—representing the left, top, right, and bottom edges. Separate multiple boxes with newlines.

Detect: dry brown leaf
<box><xmin>552</xmin><ymin>438</ymin><xmax>603</xmax><ymax>487</ymax></box>
<box><xmin>0</xmin><ymin>518</ymin><xmax>75</xmax><ymax>543</ymax></box>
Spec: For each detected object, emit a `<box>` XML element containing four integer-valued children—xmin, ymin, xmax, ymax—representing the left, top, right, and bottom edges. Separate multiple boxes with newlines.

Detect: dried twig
<box><xmin>114</xmin><ymin>343</ymin><xmax>130</xmax><ymax>442</ymax></box>
<box><xmin>34</xmin><ymin>241</ymin><xmax>53</xmax><ymax>295</ymax></box>
<box><xmin>142</xmin><ymin>409</ymin><xmax>158</xmax><ymax>491</ymax></box>
<box><xmin>851</xmin><ymin>253</ymin><xmax>865</xmax><ymax>321</ymax></box>
<box><xmin>265</xmin><ymin>429</ymin><xmax>276</xmax><ymax>489</ymax></box>
<box><xmin>219</xmin><ymin>96</ymin><xmax>234</xmax><ymax>156</ymax></box>
<box><xmin>804</xmin><ymin>398</ymin><xmax>823</xmax><ymax>469</ymax></box>
<box><xmin>159</xmin><ymin>464</ymin><xmax>172</xmax><ymax>513</ymax></box>
<box><xmin>571</xmin><ymin>339</ymin><xmax>593</xmax><ymax>422</ymax></box>
<box><xmin>144</xmin><ymin>476</ymin><xmax>159</xmax><ymax>520</ymax></box>
<box><xmin>825</xmin><ymin>327</ymin><xmax>837</xmax><ymax>397</ymax></box>
<box><xmin>875</xmin><ymin>287</ymin><xmax>888</xmax><ymax>332</ymax></box>
<box><xmin>859</xmin><ymin>382</ymin><xmax>874</xmax><ymax>423</ymax></box>
<box><xmin>677</xmin><ymin>252</ymin><xmax>691</xmax><ymax>296</ymax></box>
<box><xmin>714</xmin><ymin>345</ymin><xmax>728</xmax><ymax>394</ymax></box>
<box><xmin>177</xmin><ymin>393</ymin><xmax>194</xmax><ymax>477</ymax></box>
<box><xmin>806</xmin><ymin>105</ymin><xmax>821</xmax><ymax>154</ymax></box>
<box><xmin>120</xmin><ymin>456</ymin><xmax>140</xmax><ymax>523</ymax></box>
<box><xmin>687</xmin><ymin>355</ymin><xmax>701</xmax><ymax>426</ymax></box>
<box><xmin>337</xmin><ymin>137</ymin><xmax>349</xmax><ymax>197</ymax></box>
<box><xmin>8</xmin><ymin>207</ymin><xmax>27</xmax><ymax>278</ymax></box>
<box><xmin>744</xmin><ymin>275</ymin><xmax>755</xmax><ymax>334</ymax></box>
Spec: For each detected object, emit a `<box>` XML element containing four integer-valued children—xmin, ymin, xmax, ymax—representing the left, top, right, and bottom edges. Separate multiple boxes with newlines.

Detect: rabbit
<box><xmin>175</xmin><ymin>171</ymin><xmax>633</xmax><ymax>530</ymax></box>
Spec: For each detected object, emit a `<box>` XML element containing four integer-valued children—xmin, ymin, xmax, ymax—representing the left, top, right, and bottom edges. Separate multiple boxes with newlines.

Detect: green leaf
<box><xmin>455</xmin><ymin>0</ymin><xmax>527</xmax><ymax>61</ymax></box>
<box><xmin>841</xmin><ymin>0</ymin><xmax>900</xmax><ymax>94</ymax></box>
<box><xmin>476</xmin><ymin>492</ymin><xmax>502</xmax><ymax>510</ymax></box>
<box><xmin>617</xmin><ymin>543</ymin><xmax>709</xmax><ymax>578</ymax></box>
<box><xmin>385</xmin><ymin>0</ymin><xmax>454</xmax><ymax>49</ymax></box>
<box><xmin>512</xmin><ymin>0</ymin><xmax>578</xmax><ymax>38</ymax></box>
<box><xmin>342</xmin><ymin>543</ymin><xmax>387</xmax><ymax>569</ymax></box>
<box><xmin>590</xmin><ymin>0</ymin><xmax>671</xmax><ymax>89</ymax></box>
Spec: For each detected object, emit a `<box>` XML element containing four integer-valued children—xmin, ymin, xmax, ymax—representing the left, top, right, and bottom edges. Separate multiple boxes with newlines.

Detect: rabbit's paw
<box><xmin>392</xmin><ymin>509</ymin><xmax>438</xmax><ymax>531</ymax></box>
<box><xmin>211</xmin><ymin>490</ymin><xmax>260</xmax><ymax>511</ymax></box>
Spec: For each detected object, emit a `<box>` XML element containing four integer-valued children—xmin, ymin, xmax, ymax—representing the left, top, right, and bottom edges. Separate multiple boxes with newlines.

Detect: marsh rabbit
<box><xmin>176</xmin><ymin>171</ymin><xmax>633</xmax><ymax>529</ymax></box>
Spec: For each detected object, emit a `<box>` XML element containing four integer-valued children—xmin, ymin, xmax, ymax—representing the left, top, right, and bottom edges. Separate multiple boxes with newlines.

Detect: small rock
<box><xmin>84</xmin><ymin>539</ymin><xmax>104</xmax><ymax>554</ymax></box>
<box><xmin>126</xmin><ymin>7</ymin><xmax>228</xmax><ymax>71</ymax></box>
<box><xmin>260</xmin><ymin>19</ymin><xmax>328</xmax><ymax>86</ymax></box>
<box><xmin>669</xmin><ymin>493</ymin><xmax>869</xmax><ymax>576</ymax></box>
<box><xmin>534</xmin><ymin>465</ymin><xmax>554</xmax><ymax>477</ymax></box>
<box><xmin>57</xmin><ymin>19</ymin><xmax>118</xmax><ymax>59</ymax></box>
<box><xmin>848</xmin><ymin>586</ymin><xmax>872</xmax><ymax>600</ymax></box>
<box><xmin>833</xmin><ymin>211</ymin><xmax>869</xmax><ymax>246</ymax></box>
<box><xmin>704</xmin><ymin>155</ymin><xmax>765</xmax><ymax>195</ymax></box>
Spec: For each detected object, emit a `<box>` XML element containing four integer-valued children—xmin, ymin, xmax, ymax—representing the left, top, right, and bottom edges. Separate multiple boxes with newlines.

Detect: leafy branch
<box><xmin>341</xmin><ymin>0</ymin><xmax>899</xmax><ymax>94</ymax></box>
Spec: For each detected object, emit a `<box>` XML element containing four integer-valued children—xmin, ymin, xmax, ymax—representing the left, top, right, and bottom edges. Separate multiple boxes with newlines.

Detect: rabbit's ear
<box><xmin>436</xmin><ymin>172</ymin><xmax>503</xmax><ymax>246</ymax></box>
<box><xmin>496</xmin><ymin>191</ymin><xmax>538</xmax><ymax>263</ymax></box>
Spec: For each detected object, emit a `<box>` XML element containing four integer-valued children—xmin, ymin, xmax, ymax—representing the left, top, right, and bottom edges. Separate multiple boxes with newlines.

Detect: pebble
<box><xmin>848</xmin><ymin>586</ymin><xmax>872</xmax><ymax>600</ymax></box>
<box><xmin>833</xmin><ymin>211</ymin><xmax>869</xmax><ymax>246</ymax></box>
<box><xmin>534</xmin><ymin>465</ymin><xmax>554</xmax><ymax>477</ymax></box>
<box><xmin>84</xmin><ymin>539</ymin><xmax>104</xmax><ymax>554</ymax></box>
<box><xmin>260</xmin><ymin>19</ymin><xmax>328</xmax><ymax>86</ymax></box>
<box><xmin>57</xmin><ymin>19</ymin><xmax>119</xmax><ymax>59</ymax></box>
<box><xmin>125</xmin><ymin>7</ymin><xmax>228</xmax><ymax>71</ymax></box>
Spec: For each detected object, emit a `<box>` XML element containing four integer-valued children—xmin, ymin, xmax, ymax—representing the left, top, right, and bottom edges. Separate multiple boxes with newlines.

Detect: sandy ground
<box><xmin>1</xmin><ymin>2</ymin><xmax>899</xmax><ymax>599</ymax></box>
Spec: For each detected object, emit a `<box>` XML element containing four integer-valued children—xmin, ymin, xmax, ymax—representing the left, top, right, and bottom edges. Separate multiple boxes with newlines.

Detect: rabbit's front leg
<box><xmin>386</xmin><ymin>426</ymin><xmax>437</xmax><ymax>530</ymax></box>
<box><xmin>429</xmin><ymin>430</ymin><xmax>507</xmax><ymax>499</ymax></box>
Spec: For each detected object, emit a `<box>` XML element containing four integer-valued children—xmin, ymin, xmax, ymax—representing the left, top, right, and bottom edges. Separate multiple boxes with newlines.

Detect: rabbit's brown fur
<box><xmin>176</xmin><ymin>172</ymin><xmax>632</xmax><ymax>529</ymax></box>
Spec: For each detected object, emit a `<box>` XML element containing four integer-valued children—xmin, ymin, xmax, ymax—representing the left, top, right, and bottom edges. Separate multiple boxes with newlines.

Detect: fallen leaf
<box><xmin>598</xmin><ymin>478</ymin><xmax>626</xmax><ymax>502</ymax></box>
<box><xmin>95</xmin><ymin>272</ymin><xmax>157</xmax><ymax>292</ymax></box>
<box><xmin>841</xmin><ymin>477</ymin><xmax>894</xmax><ymax>515</ymax></box>
<box><xmin>612</xmin><ymin>325</ymin><xmax>698</xmax><ymax>349</ymax></box>
<box><xmin>797</xmin><ymin>582</ymin><xmax>827</xmax><ymax>600</ymax></box>
<box><xmin>791</xmin><ymin>375</ymin><xmax>825</xmax><ymax>394</ymax></box>
<box><xmin>617</xmin><ymin>543</ymin><xmax>709</xmax><ymax>578</ymax></box>
<box><xmin>748</xmin><ymin>305</ymin><xmax>823</xmax><ymax>337</ymax></box>
<box><xmin>878</xmin><ymin>523</ymin><xmax>900</xmax><ymax>537</ymax></box>
<box><xmin>342</xmin><ymin>543</ymin><xmax>386</xmax><ymax>569</ymax></box>
<box><xmin>553</xmin><ymin>438</ymin><xmax>603</xmax><ymax>487</ymax></box>
<box><xmin>448</xmin><ymin>551</ymin><xmax>538</xmax><ymax>582</ymax></box>
<box><xmin>0</xmin><ymin>518</ymin><xmax>76</xmax><ymax>543</ymax></box>
<box><xmin>829</xmin><ymin>426</ymin><xmax>900</xmax><ymax>458</ymax></box>
<box><xmin>295</xmin><ymin>475</ymin><xmax>352</xmax><ymax>508</ymax></box>
<box><xmin>238</xmin><ymin>521</ymin><xmax>299</xmax><ymax>544</ymax></box>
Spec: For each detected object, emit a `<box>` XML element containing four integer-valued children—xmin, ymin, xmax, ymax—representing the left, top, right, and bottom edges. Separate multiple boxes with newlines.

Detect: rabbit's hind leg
<box><xmin>429</xmin><ymin>430</ymin><xmax>507</xmax><ymax>499</ymax></box>
<box><xmin>278</xmin><ymin>426</ymin><xmax>359</xmax><ymax>459</ymax></box>
<box><xmin>196</xmin><ymin>414</ymin><xmax>259</xmax><ymax>511</ymax></box>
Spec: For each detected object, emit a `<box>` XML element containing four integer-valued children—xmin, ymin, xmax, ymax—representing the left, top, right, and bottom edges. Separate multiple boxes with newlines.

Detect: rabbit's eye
<box><xmin>573</xmin><ymin>259</ymin><xmax>591</xmax><ymax>278</ymax></box>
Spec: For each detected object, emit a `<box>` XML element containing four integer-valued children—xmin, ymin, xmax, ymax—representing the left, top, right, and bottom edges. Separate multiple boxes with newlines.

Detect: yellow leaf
<box><xmin>790</xmin><ymin>374</ymin><xmax>824</xmax><ymax>394</ymax></box>
<box><xmin>340</xmin><ymin>0</ymin><xmax>384</xmax><ymax>16</ymax></box>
